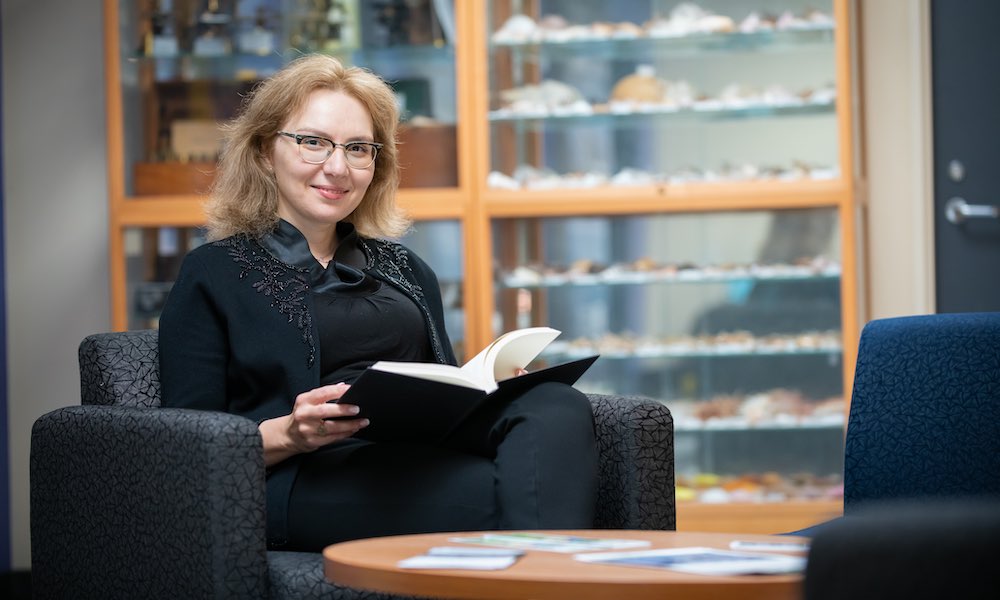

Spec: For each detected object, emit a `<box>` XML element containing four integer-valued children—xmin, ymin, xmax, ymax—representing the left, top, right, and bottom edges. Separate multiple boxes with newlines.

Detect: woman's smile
<box><xmin>313</xmin><ymin>184</ymin><xmax>350</xmax><ymax>200</ymax></box>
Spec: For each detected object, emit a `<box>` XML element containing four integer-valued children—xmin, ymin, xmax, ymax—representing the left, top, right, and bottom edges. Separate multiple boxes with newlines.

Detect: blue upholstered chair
<box><xmin>790</xmin><ymin>312</ymin><xmax>1000</xmax><ymax>540</ymax></box>
<box><xmin>842</xmin><ymin>312</ymin><xmax>1000</xmax><ymax>513</ymax></box>
<box><xmin>30</xmin><ymin>330</ymin><xmax>675</xmax><ymax>599</ymax></box>
<box><xmin>799</xmin><ymin>312</ymin><xmax>1000</xmax><ymax>594</ymax></box>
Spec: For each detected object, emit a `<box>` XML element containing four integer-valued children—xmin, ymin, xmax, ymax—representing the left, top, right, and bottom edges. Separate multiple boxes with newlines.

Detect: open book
<box><xmin>337</xmin><ymin>327</ymin><xmax>598</xmax><ymax>443</ymax></box>
<box><xmin>370</xmin><ymin>327</ymin><xmax>562</xmax><ymax>394</ymax></box>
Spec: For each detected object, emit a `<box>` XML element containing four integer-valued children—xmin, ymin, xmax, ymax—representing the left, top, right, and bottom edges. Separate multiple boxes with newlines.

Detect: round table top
<box><xmin>323</xmin><ymin>529</ymin><xmax>808</xmax><ymax>600</ymax></box>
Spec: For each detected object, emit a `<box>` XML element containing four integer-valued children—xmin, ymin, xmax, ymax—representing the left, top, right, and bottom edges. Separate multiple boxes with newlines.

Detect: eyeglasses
<box><xmin>277</xmin><ymin>131</ymin><xmax>382</xmax><ymax>169</ymax></box>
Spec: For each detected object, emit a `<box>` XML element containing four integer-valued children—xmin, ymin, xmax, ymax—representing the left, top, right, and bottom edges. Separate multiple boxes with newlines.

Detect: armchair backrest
<box><xmin>844</xmin><ymin>312</ymin><xmax>1000</xmax><ymax>513</ymax></box>
<box><xmin>79</xmin><ymin>329</ymin><xmax>161</xmax><ymax>407</ymax></box>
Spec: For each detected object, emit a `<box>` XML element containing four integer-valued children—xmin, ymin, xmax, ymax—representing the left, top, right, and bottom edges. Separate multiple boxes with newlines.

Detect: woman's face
<box><xmin>270</xmin><ymin>88</ymin><xmax>376</xmax><ymax>234</ymax></box>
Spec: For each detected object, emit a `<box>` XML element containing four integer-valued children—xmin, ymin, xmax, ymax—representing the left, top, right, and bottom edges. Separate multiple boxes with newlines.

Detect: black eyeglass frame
<box><xmin>277</xmin><ymin>131</ymin><xmax>383</xmax><ymax>169</ymax></box>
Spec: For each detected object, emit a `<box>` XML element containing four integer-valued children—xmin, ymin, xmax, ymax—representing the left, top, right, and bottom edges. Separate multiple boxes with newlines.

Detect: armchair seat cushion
<box><xmin>804</xmin><ymin>500</ymin><xmax>1000</xmax><ymax>600</ymax></box>
<box><xmin>268</xmin><ymin>551</ymin><xmax>426</xmax><ymax>600</ymax></box>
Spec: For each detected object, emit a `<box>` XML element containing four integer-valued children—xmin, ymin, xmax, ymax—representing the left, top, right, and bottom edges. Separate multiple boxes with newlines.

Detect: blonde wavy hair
<box><xmin>204</xmin><ymin>54</ymin><xmax>409</xmax><ymax>241</ymax></box>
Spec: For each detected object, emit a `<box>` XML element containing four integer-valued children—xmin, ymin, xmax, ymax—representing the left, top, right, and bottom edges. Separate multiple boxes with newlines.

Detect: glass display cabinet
<box><xmin>106</xmin><ymin>0</ymin><xmax>469</xmax><ymax>339</ymax></box>
<box><xmin>106</xmin><ymin>0</ymin><xmax>858</xmax><ymax>531</ymax></box>
<box><xmin>474</xmin><ymin>0</ymin><xmax>856</xmax><ymax>530</ymax></box>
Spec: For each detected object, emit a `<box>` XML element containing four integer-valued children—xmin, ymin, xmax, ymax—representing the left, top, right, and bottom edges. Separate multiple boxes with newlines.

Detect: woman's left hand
<box><xmin>259</xmin><ymin>383</ymin><xmax>368</xmax><ymax>467</ymax></box>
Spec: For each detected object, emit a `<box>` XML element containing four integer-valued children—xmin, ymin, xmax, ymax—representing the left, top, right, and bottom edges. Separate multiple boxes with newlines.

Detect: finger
<box><xmin>319</xmin><ymin>402</ymin><xmax>361</xmax><ymax>420</ymax></box>
<box><xmin>293</xmin><ymin>384</ymin><xmax>352</xmax><ymax>422</ymax></box>
<box><xmin>297</xmin><ymin>383</ymin><xmax>351</xmax><ymax>406</ymax></box>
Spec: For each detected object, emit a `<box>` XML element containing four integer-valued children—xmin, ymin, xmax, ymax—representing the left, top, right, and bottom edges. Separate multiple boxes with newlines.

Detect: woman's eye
<box><xmin>302</xmin><ymin>137</ymin><xmax>324</xmax><ymax>148</ymax></box>
<box><xmin>346</xmin><ymin>143</ymin><xmax>370</xmax><ymax>155</ymax></box>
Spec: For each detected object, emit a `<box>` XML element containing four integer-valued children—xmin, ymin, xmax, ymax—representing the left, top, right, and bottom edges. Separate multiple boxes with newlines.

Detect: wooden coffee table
<box><xmin>323</xmin><ymin>529</ymin><xmax>808</xmax><ymax>600</ymax></box>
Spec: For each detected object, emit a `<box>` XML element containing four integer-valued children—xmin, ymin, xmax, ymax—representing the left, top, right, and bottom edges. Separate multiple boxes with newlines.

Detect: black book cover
<box><xmin>335</xmin><ymin>355</ymin><xmax>599</xmax><ymax>444</ymax></box>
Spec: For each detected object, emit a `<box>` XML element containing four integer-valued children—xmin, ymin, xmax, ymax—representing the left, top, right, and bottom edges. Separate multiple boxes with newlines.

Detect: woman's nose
<box><xmin>322</xmin><ymin>147</ymin><xmax>350</xmax><ymax>174</ymax></box>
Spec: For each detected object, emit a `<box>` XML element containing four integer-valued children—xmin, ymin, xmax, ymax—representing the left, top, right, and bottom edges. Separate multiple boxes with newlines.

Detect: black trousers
<box><xmin>284</xmin><ymin>381</ymin><xmax>598</xmax><ymax>552</ymax></box>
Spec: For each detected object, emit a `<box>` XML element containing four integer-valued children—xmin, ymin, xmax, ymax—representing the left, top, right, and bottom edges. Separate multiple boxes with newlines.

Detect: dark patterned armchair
<box><xmin>30</xmin><ymin>330</ymin><xmax>675</xmax><ymax>599</ymax></box>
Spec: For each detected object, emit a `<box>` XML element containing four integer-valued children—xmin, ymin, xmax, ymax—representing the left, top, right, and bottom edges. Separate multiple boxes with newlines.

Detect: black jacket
<box><xmin>159</xmin><ymin>219</ymin><xmax>457</xmax><ymax>545</ymax></box>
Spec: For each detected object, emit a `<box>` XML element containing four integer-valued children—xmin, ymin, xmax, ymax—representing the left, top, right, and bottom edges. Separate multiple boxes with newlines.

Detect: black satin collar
<box><xmin>261</xmin><ymin>220</ymin><xmax>379</xmax><ymax>296</ymax></box>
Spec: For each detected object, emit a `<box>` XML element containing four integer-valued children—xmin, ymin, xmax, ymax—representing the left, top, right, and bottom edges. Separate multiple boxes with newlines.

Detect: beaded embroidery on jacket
<box><xmin>360</xmin><ymin>238</ymin><xmax>424</xmax><ymax>300</ymax></box>
<box><xmin>216</xmin><ymin>236</ymin><xmax>432</xmax><ymax>367</ymax></box>
<box><xmin>218</xmin><ymin>236</ymin><xmax>317</xmax><ymax>365</ymax></box>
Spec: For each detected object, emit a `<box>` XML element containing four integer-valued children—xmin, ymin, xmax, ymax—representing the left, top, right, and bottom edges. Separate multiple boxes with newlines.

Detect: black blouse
<box><xmin>313</xmin><ymin>265</ymin><xmax>434</xmax><ymax>385</ymax></box>
<box><xmin>261</xmin><ymin>219</ymin><xmax>434</xmax><ymax>385</ymax></box>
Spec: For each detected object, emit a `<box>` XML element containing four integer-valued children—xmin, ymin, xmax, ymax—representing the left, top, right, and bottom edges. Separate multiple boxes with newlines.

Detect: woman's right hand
<box><xmin>259</xmin><ymin>383</ymin><xmax>369</xmax><ymax>467</ymax></box>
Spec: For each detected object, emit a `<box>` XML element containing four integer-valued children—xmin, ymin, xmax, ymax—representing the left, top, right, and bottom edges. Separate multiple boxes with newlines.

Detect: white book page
<box><xmin>368</xmin><ymin>327</ymin><xmax>561</xmax><ymax>393</ymax></box>
<box><xmin>460</xmin><ymin>327</ymin><xmax>561</xmax><ymax>390</ymax></box>
<box><xmin>369</xmin><ymin>361</ymin><xmax>482</xmax><ymax>390</ymax></box>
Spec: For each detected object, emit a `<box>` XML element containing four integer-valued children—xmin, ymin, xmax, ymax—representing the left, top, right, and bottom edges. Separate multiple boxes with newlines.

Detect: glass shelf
<box><xmin>545</xmin><ymin>337</ymin><xmax>843</xmax><ymax>360</ymax></box>
<box><xmin>674</xmin><ymin>420</ymin><xmax>845</xmax><ymax>433</ymax></box>
<box><xmin>131</xmin><ymin>41</ymin><xmax>453</xmax><ymax>62</ymax></box>
<box><xmin>489</xmin><ymin>99</ymin><xmax>834</xmax><ymax>124</ymax></box>
<box><xmin>491</xmin><ymin>26</ymin><xmax>835</xmax><ymax>59</ymax></box>
<box><xmin>499</xmin><ymin>262</ymin><xmax>841</xmax><ymax>288</ymax></box>
<box><xmin>122</xmin><ymin>41</ymin><xmax>457</xmax><ymax>87</ymax></box>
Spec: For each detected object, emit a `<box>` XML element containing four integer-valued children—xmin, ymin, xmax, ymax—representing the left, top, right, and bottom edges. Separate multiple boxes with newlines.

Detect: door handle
<box><xmin>945</xmin><ymin>197</ymin><xmax>1000</xmax><ymax>225</ymax></box>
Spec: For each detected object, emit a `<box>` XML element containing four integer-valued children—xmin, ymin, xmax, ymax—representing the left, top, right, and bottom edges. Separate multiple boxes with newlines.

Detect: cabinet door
<box><xmin>486</xmin><ymin>0</ymin><xmax>839</xmax><ymax>189</ymax></box>
<box><xmin>484</xmin><ymin>1</ymin><xmax>850</xmax><ymax>516</ymax></box>
<box><xmin>494</xmin><ymin>208</ymin><xmax>845</xmax><ymax>503</ymax></box>
<box><xmin>115</xmin><ymin>0</ymin><xmax>459</xmax><ymax>197</ymax></box>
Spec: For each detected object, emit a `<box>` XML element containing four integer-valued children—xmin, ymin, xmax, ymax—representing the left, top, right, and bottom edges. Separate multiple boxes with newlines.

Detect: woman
<box><xmin>158</xmin><ymin>54</ymin><xmax>598</xmax><ymax>552</ymax></box>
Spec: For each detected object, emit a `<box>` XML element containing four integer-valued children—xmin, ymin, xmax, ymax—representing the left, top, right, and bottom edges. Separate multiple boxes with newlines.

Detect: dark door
<box><xmin>932</xmin><ymin>0</ymin><xmax>1000</xmax><ymax>312</ymax></box>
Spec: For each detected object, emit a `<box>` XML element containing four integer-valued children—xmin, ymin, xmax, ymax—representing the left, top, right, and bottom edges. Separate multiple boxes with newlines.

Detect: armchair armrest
<box><xmin>31</xmin><ymin>405</ymin><xmax>269</xmax><ymax>600</ymax></box>
<box><xmin>587</xmin><ymin>394</ymin><xmax>676</xmax><ymax>530</ymax></box>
